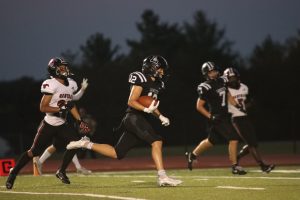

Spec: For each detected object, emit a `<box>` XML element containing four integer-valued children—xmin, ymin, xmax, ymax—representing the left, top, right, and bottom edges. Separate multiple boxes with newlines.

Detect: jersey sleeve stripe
<box><xmin>134</xmin><ymin>72</ymin><xmax>147</xmax><ymax>82</ymax></box>
<box><xmin>199</xmin><ymin>83</ymin><xmax>211</xmax><ymax>90</ymax></box>
<box><xmin>220</xmin><ymin>76</ymin><xmax>228</xmax><ymax>82</ymax></box>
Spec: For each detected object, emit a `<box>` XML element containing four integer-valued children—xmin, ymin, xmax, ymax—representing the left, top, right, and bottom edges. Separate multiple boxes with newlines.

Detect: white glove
<box><xmin>159</xmin><ymin>115</ymin><xmax>170</xmax><ymax>126</ymax></box>
<box><xmin>81</xmin><ymin>78</ymin><xmax>89</xmax><ymax>90</ymax></box>
<box><xmin>143</xmin><ymin>100</ymin><xmax>160</xmax><ymax>113</ymax></box>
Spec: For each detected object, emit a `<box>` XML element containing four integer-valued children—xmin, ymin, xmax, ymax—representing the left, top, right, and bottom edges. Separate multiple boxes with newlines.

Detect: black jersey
<box><xmin>197</xmin><ymin>76</ymin><xmax>229</xmax><ymax>116</ymax></box>
<box><xmin>127</xmin><ymin>71</ymin><xmax>165</xmax><ymax>113</ymax></box>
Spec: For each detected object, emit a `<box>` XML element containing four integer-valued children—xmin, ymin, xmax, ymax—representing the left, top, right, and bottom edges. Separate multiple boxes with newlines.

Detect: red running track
<box><xmin>15</xmin><ymin>153</ymin><xmax>300</xmax><ymax>175</ymax></box>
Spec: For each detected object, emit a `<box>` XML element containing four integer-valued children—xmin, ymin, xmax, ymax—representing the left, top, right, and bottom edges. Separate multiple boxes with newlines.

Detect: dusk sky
<box><xmin>1</xmin><ymin>0</ymin><xmax>300</xmax><ymax>81</ymax></box>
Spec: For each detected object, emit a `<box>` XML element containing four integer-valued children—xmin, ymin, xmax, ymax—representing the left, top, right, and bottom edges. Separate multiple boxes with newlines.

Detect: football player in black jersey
<box><xmin>224</xmin><ymin>67</ymin><xmax>275</xmax><ymax>173</ymax></box>
<box><xmin>67</xmin><ymin>55</ymin><xmax>182</xmax><ymax>186</ymax></box>
<box><xmin>186</xmin><ymin>61</ymin><xmax>247</xmax><ymax>175</ymax></box>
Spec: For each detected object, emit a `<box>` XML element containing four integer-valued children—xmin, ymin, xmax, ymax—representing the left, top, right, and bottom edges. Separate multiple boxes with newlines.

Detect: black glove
<box><xmin>210</xmin><ymin>114</ymin><xmax>222</xmax><ymax>123</ymax></box>
<box><xmin>77</xmin><ymin>120</ymin><xmax>91</xmax><ymax>134</ymax></box>
<box><xmin>58</xmin><ymin>101</ymin><xmax>75</xmax><ymax>118</ymax></box>
<box><xmin>235</xmin><ymin>104</ymin><xmax>247</xmax><ymax>113</ymax></box>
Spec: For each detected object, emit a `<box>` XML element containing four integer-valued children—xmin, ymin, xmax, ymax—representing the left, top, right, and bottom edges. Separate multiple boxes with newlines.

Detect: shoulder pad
<box><xmin>41</xmin><ymin>79</ymin><xmax>56</xmax><ymax>94</ymax></box>
<box><xmin>128</xmin><ymin>71</ymin><xmax>147</xmax><ymax>85</ymax></box>
<box><xmin>197</xmin><ymin>82</ymin><xmax>211</xmax><ymax>95</ymax></box>
<box><xmin>198</xmin><ymin>82</ymin><xmax>212</xmax><ymax>91</ymax></box>
<box><xmin>68</xmin><ymin>78</ymin><xmax>78</xmax><ymax>92</ymax></box>
<box><xmin>220</xmin><ymin>76</ymin><xmax>228</xmax><ymax>83</ymax></box>
<box><xmin>241</xmin><ymin>83</ymin><xmax>249</xmax><ymax>93</ymax></box>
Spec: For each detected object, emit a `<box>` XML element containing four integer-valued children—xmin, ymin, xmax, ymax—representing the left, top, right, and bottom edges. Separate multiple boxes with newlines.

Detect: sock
<box><xmin>59</xmin><ymin>149</ymin><xmax>78</xmax><ymax>172</ymax></box>
<box><xmin>258</xmin><ymin>161</ymin><xmax>265</xmax><ymax>167</ymax></box>
<box><xmin>11</xmin><ymin>152</ymin><xmax>32</xmax><ymax>175</ymax></box>
<box><xmin>158</xmin><ymin>170</ymin><xmax>167</xmax><ymax>178</ymax></box>
<box><xmin>72</xmin><ymin>154</ymin><xmax>81</xmax><ymax>169</ymax></box>
<box><xmin>39</xmin><ymin>150</ymin><xmax>52</xmax><ymax>164</ymax></box>
<box><xmin>191</xmin><ymin>153</ymin><xmax>197</xmax><ymax>160</ymax></box>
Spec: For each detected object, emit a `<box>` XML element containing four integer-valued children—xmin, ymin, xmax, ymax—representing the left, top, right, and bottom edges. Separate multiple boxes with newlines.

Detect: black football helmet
<box><xmin>201</xmin><ymin>61</ymin><xmax>219</xmax><ymax>80</ymax></box>
<box><xmin>142</xmin><ymin>55</ymin><xmax>169</xmax><ymax>80</ymax></box>
<box><xmin>47</xmin><ymin>57</ymin><xmax>72</xmax><ymax>79</ymax></box>
<box><xmin>223</xmin><ymin>67</ymin><xmax>241</xmax><ymax>89</ymax></box>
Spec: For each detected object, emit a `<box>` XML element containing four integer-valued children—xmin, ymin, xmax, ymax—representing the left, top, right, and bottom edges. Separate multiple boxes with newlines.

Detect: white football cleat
<box><xmin>67</xmin><ymin>136</ymin><xmax>90</xmax><ymax>150</ymax></box>
<box><xmin>77</xmin><ymin>166</ymin><xmax>92</xmax><ymax>175</ymax></box>
<box><xmin>158</xmin><ymin>176</ymin><xmax>183</xmax><ymax>187</ymax></box>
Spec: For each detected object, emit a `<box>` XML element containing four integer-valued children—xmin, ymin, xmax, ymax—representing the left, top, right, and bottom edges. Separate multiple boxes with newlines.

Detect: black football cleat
<box><xmin>261</xmin><ymin>164</ymin><xmax>275</xmax><ymax>173</ymax></box>
<box><xmin>6</xmin><ymin>170</ymin><xmax>17</xmax><ymax>189</ymax></box>
<box><xmin>232</xmin><ymin>165</ymin><xmax>247</xmax><ymax>175</ymax></box>
<box><xmin>185</xmin><ymin>152</ymin><xmax>194</xmax><ymax>171</ymax></box>
<box><xmin>56</xmin><ymin>169</ymin><xmax>70</xmax><ymax>184</ymax></box>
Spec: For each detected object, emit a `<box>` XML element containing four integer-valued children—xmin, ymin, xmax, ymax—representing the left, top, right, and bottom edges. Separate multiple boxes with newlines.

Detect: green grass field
<box><xmin>1</xmin><ymin>166</ymin><xmax>300</xmax><ymax>200</ymax></box>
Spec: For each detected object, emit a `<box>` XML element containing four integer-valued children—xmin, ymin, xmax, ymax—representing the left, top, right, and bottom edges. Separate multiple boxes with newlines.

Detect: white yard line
<box><xmin>0</xmin><ymin>191</ymin><xmax>147</xmax><ymax>200</ymax></box>
<box><xmin>131</xmin><ymin>180</ymin><xmax>146</xmax><ymax>183</ymax></box>
<box><xmin>216</xmin><ymin>186</ymin><xmax>265</xmax><ymax>190</ymax></box>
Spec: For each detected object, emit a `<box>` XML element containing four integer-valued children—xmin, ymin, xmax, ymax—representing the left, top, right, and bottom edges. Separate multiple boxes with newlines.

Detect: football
<box><xmin>137</xmin><ymin>96</ymin><xmax>158</xmax><ymax>107</ymax></box>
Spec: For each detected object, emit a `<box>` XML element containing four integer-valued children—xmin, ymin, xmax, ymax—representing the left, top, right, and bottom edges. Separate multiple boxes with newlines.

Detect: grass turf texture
<box><xmin>1</xmin><ymin>166</ymin><xmax>300</xmax><ymax>200</ymax></box>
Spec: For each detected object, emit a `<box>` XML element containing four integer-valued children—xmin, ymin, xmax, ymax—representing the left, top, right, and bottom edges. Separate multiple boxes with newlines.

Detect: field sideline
<box><xmin>1</xmin><ymin>167</ymin><xmax>300</xmax><ymax>200</ymax></box>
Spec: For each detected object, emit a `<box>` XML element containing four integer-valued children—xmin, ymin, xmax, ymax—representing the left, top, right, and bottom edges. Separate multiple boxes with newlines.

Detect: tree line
<box><xmin>1</xmin><ymin>10</ymin><xmax>299</xmax><ymax>154</ymax></box>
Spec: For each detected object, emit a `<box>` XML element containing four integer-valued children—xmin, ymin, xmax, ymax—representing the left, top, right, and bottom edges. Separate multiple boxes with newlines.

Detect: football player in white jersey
<box><xmin>6</xmin><ymin>57</ymin><xmax>90</xmax><ymax>189</ymax></box>
<box><xmin>224</xmin><ymin>67</ymin><xmax>275</xmax><ymax>173</ymax></box>
<box><xmin>34</xmin><ymin>78</ymin><xmax>92</xmax><ymax>175</ymax></box>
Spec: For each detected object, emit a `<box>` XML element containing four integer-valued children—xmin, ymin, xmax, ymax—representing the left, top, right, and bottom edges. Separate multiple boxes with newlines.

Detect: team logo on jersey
<box><xmin>43</xmin><ymin>84</ymin><xmax>49</xmax><ymax>89</ymax></box>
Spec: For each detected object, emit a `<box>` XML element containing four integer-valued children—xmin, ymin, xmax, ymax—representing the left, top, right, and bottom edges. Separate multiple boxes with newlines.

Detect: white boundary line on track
<box><xmin>0</xmin><ymin>191</ymin><xmax>147</xmax><ymax>200</ymax></box>
<box><xmin>216</xmin><ymin>186</ymin><xmax>265</xmax><ymax>190</ymax></box>
<box><xmin>23</xmin><ymin>174</ymin><xmax>300</xmax><ymax>180</ymax></box>
<box><xmin>76</xmin><ymin>174</ymin><xmax>300</xmax><ymax>180</ymax></box>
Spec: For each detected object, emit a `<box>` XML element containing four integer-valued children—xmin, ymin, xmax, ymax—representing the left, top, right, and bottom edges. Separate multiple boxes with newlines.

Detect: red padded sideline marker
<box><xmin>0</xmin><ymin>159</ymin><xmax>15</xmax><ymax>176</ymax></box>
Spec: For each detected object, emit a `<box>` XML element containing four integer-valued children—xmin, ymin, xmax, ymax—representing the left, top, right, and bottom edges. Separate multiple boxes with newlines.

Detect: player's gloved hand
<box><xmin>143</xmin><ymin>100</ymin><xmax>160</xmax><ymax>113</ymax></box>
<box><xmin>235</xmin><ymin>103</ymin><xmax>247</xmax><ymax>113</ymax></box>
<box><xmin>159</xmin><ymin>115</ymin><xmax>170</xmax><ymax>126</ymax></box>
<box><xmin>77</xmin><ymin>120</ymin><xmax>91</xmax><ymax>134</ymax></box>
<box><xmin>58</xmin><ymin>101</ymin><xmax>75</xmax><ymax>118</ymax></box>
<box><xmin>81</xmin><ymin>78</ymin><xmax>89</xmax><ymax>90</ymax></box>
<box><xmin>210</xmin><ymin>114</ymin><xmax>222</xmax><ymax>123</ymax></box>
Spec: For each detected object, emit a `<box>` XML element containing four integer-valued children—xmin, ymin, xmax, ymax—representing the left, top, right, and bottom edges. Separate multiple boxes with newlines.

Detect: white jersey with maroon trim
<box><xmin>228</xmin><ymin>83</ymin><xmax>248</xmax><ymax>117</ymax></box>
<box><xmin>41</xmin><ymin>77</ymin><xmax>78</xmax><ymax>126</ymax></box>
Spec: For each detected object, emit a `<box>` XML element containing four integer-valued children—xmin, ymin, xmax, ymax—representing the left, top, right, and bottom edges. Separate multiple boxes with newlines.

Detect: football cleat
<box><xmin>33</xmin><ymin>156</ymin><xmax>43</xmax><ymax>175</ymax></box>
<box><xmin>261</xmin><ymin>164</ymin><xmax>275</xmax><ymax>173</ymax></box>
<box><xmin>56</xmin><ymin>169</ymin><xmax>70</xmax><ymax>184</ymax></box>
<box><xmin>67</xmin><ymin>136</ymin><xmax>90</xmax><ymax>150</ymax></box>
<box><xmin>77</xmin><ymin>166</ymin><xmax>92</xmax><ymax>175</ymax></box>
<box><xmin>185</xmin><ymin>152</ymin><xmax>195</xmax><ymax>171</ymax></box>
<box><xmin>6</xmin><ymin>168</ymin><xmax>16</xmax><ymax>189</ymax></box>
<box><xmin>158</xmin><ymin>176</ymin><xmax>182</xmax><ymax>187</ymax></box>
<box><xmin>232</xmin><ymin>165</ymin><xmax>247</xmax><ymax>175</ymax></box>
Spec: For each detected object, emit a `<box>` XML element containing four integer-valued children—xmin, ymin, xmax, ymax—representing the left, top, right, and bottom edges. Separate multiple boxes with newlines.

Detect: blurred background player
<box><xmin>186</xmin><ymin>61</ymin><xmax>247</xmax><ymax>175</ymax></box>
<box><xmin>6</xmin><ymin>57</ymin><xmax>90</xmax><ymax>189</ymax></box>
<box><xmin>223</xmin><ymin>67</ymin><xmax>275</xmax><ymax>173</ymax></box>
<box><xmin>33</xmin><ymin>78</ymin><xmax>92</xmax><ymax>175</ymax></box>
<box><xmin>66</xmin><ymin>55</ymin><xmax>182</xmax><ymax>186</ymax></box>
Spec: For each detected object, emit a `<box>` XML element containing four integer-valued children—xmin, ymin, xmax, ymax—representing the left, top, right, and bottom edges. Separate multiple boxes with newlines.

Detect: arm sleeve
<box><xmin>197</xmin><ymin>83</ymin><xmax>210</xmax><ymax>101</ymax></box>
<box><xmin>128</xmin><ymin>71</ymin><xmax>147</xmax><ymax>86</ymax></box>
<box><xmin>73</xmin><ymin>89</ymin><xmax>84</xmax><ymax>101</ymax></box>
